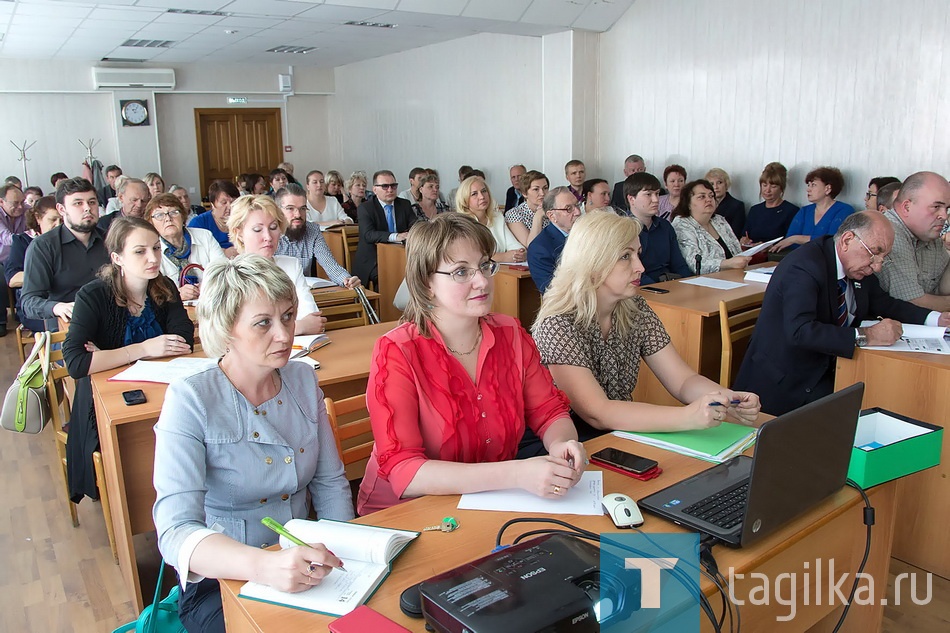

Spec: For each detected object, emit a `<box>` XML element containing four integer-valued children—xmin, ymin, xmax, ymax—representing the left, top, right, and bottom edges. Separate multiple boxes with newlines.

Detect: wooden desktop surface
<box><xmin>219</xmin><ymin>432</ymin><xmax>896</xmax><ymax>633</ymax></box>
<box><xmin>836</xmin><ymin>347</ymin><xmax>950</xmax><ymax>579</ymax></box>
<box><xmin>636</xmin><ymin>267</ymin><xmax>770</xmax><ymax>405</ymax></box>
<box><xmin>91</xmin><ymin>321</ymin><xmax>398</xmax><ymax>611</ymax></box>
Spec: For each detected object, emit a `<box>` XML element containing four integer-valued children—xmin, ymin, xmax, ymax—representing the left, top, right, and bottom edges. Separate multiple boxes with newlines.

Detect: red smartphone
<box><xmin>329</xmin><ymin>606</ymin><xmax>412</xmax><ymax>633</ymax></box>
<box><xmin>591</xmin><ymin>448</ymin><xmax>661</xmax><ymax>480</ymax></box>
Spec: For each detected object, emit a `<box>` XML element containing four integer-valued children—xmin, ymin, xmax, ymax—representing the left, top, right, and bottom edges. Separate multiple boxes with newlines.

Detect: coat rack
<box><xmin>10</xmin><ymin>139</ymin><xmax>37</xmax><ymax>188</ymax></box>
<box><xmin>78</xmin><ymin>138</ymin><xmax>100</xmax><ymax>165</ymax></box>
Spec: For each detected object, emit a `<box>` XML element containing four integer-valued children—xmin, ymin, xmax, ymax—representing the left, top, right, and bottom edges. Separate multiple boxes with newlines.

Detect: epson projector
<box><xmin>419</xmin><ymin>534</ymin><xmax>637</xmax><ymax>633</ymax></box>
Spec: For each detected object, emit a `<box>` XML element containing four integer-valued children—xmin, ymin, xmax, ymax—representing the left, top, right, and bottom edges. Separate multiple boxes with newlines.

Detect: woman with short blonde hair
<box><xmin>227</xmin><ymin>195</ymin><xmax>326</xmax><ymax>334</ymax></box>
<box><xmin>144</xmin><ymin>172</ymin><xmax>166</xmax><ymax>197</ymax></box>
<box><xmin>341</xmin><ymin>171</ymin><xmax>367</xmax><ymax>223</ymax></box>
<box><xmin>524</xmin><ymin>211</ymin><xmax>761</xmax><ymax>455</ymax></box>
<box><xmin>454</xmin><ymin>176</ymin><xmax>525</xmax><ymax>262</ymax></box>
<box><xmin>704</xmin><ymin>168</ymin><xmax>746</xmax><ymax>238</ymax></box>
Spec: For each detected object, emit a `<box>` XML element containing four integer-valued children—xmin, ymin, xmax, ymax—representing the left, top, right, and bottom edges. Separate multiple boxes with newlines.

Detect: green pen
<box><xmin>261</xmin><ymin>517</ymin><xmax>346</xmax><ymax>573</ymax></box>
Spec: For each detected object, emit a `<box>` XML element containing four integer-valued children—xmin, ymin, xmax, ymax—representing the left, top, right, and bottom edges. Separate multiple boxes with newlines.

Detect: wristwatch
<box><xmin>855</xmin><ymin>328</ymin><xmax>868</xmax><ymax>347</ymax></box>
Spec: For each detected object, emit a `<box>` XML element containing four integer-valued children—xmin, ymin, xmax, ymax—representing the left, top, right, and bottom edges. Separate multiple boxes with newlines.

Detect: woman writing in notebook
<box><xmin>520</xmin><ymin>211</ymin><xmax>761</xmax><ymax>457</ymax></box>
<box><xmin>153</xmin><ymin>255</ymin><xmax>353</xmax><ymax>633</ymax></box>
<box><xmin>357</xmin><ymin>214</ymin><xmax>586</xmax><ymax>515</ymax></box>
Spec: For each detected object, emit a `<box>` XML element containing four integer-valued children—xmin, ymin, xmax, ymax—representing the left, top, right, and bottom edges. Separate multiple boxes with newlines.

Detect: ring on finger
<box><xmin>552</xmin><ymin>484</ymin><xmax>562</xmax><ymax>494</ymax></box>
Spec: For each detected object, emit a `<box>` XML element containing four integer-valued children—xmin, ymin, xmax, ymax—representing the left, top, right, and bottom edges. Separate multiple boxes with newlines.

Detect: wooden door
<box><xmin>194</xmin><ymin>108</ymin><xmax>282</xmax><ymax>201</ymax></box>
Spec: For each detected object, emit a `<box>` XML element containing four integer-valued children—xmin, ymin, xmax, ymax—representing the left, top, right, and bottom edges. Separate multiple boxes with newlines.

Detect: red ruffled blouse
<box><xmin>356</xmin><ymin>314</ymin><xmax>570</xmax><ymax>515</ymax></box>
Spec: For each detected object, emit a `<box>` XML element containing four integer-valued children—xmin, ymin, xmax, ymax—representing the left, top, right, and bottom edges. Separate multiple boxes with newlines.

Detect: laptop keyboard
<box><xmin>682</xmin><ymin>481</ymin><xmax>749</xmax><ymax>530</ymax></box>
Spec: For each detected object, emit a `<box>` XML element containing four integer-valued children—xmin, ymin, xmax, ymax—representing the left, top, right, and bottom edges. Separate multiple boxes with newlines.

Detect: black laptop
<box><xmin>638</xmin><ymin>383</ymin><xmax>864</xmax><ymax>547</ymax></box>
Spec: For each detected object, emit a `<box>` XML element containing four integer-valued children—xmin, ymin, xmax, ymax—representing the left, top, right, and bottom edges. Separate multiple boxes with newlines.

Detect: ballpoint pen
<box><xmin>261</xmin><ymin>517</ymin><xmax>347</xmax><ymax>572</ymax></box>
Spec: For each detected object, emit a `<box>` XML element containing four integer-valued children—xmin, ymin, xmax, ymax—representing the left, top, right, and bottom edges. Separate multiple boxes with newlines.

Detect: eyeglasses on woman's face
<box><xmin>433</xmin><ymin>260</ymin><xmax>499</xmax><ymax>283</ymax></box>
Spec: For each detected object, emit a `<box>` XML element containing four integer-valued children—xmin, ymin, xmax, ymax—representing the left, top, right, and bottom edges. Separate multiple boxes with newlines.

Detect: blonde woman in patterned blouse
<box><xmin>522</xmin><ymin>211</ymin><xmax>761</xmax><ymax>455</ymax></box>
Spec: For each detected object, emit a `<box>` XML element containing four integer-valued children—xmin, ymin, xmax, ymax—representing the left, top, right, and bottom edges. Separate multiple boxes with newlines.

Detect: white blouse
<box><xmin>274</xmin><ymin>255</ymin><xmax>319</xmax><ymax>319</ymax></box>
<box><xmin>306</xmin><ymin>196</ymin><xmax>352</xmax><ymax>224</ymax></box>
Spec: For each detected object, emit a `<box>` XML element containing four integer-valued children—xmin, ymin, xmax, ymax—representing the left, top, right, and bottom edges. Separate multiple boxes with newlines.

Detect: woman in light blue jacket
<box><xmin>153</xmin><ymin>254</ymin><xmax>353</xmax><ymax>633</ymax></box>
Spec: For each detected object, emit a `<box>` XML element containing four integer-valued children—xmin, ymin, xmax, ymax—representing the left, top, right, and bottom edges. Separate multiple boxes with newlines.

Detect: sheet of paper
<box><xmin>457</xmin><ymin>470</ymin><xmax>603</xmax><ymax>515</ymax></box>
<box><xmin>858</xmin><ymin>321</ymin><xmax>950</xmax><ymax>354</ymax></box>
<box><xmin>739</xmin><ymin>237</ymin><xmax>782</xmax><ymax>257</ymax></box>
<box><xmin>678</xmin><ymin>277</ymin><xmax>747</xmax><ymax>291</ymax></box>
<box><xmin>107</xmin><ymin>358</ymin><xmax>217</xmax><ymax>383</ymax></box>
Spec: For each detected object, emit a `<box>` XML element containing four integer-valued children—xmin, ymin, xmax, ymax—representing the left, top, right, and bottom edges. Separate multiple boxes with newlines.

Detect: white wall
<box><xmin>598</xmin><ymin>0</ymin><xmax>950</xmax><ymax>211</ymax></box>
<box><xmin>326</xmin><ymin>33</ymin><xmax>548</xmax><ymax>199</ymax></box>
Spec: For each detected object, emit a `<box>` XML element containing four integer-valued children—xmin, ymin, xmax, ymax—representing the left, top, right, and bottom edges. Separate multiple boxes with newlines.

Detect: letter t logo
<box><xmin>625</xmin><ymin>558</ymin><xmax>679</xmax><ymax>608</ymax></box>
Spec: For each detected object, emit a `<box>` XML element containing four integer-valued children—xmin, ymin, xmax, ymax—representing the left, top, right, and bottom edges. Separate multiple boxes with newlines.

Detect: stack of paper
<box><xmin>743</xmin><ymin>266</ymin><xmax>778</xmax><ymax>284</ymax></box>
<box><xmin>678</xmin><ymin>277</ymin><xmax>747</xmax><ymax>290</ymax></box>
<box><xmin>457</xmin><ymin>471</ymin><xmax>604</xmax><ymax>515</ymax></box>
<box><xmin>739</xmin><ymin>237</ymin><xmax>782</xmax><ymax>257</ymax></box>
<box><xmin>108</xmin><ymin>357</ymin><xmax>217</xmax><ymax>383</ymax></box>
<box><xmin>304</xmin><ymin>276</ymin><xmax>336</xmax><ymax>289</ymax></box>
<box><xmin>859</xmin><ymin>321</ymin><xmax>950</xmax><ymax>354</ymax></box>
<box><xmin>612</xmin><ymin>422</ymin><xmax>757</xmax><ymax>463</ymax></box>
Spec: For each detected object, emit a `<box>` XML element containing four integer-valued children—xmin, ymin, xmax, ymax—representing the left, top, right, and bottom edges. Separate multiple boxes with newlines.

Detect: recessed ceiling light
<box><xmin>344</xmin><ymin>20</ymin><xmax>397</xmax><ymax>29</ymax></box>
<box><xmin>122</xmin><ymin>39</ymin><xmax>175</xmax><ymax>48</ymax></box>
<box><xmin>166</xmin><ymin>9</ymin><xmax>229</xmax><ymax>17</ymax></box>
<box><xmin>225</xmin><ymin>30</ymin><xmax>238</xmax><ymax>34</ymax></box>
<box><xmin>266</xmin><ymin>45</ymin><xmax>316</xmax><ymax>54</ymax></box>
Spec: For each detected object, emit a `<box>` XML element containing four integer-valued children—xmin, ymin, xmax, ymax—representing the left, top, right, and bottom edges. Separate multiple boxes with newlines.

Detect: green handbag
<box><xmin>0</xmin><ymin>332</ymin><xmax>50</xmax><ymax>434</ymax></box>
<box><xmin>112</xmin><ymin>562</ymin><xmax>186</xmax><ymax>633</ymax></box>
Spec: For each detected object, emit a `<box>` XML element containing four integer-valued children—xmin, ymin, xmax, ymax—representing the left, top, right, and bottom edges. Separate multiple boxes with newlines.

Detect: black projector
<box><xmin>419</xmin><ymin>534</ymin><xmax>637</xmax><ymax>633</ymax></box>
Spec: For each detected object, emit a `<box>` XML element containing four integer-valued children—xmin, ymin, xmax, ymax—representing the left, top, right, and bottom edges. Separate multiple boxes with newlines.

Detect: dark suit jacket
<box><xmin>716</xmin><ymin>192</ymin><xmax>746</xmax><ymax>239</ymax></box>
<box><xmin>505</xmin><ymin>186</ymin><xmax>524</xmax><ymax>211</ymax></box>
<box><xmin>610</xmin><ymin>181</ymin><xmax>628</xmax><ymax>211</ymax></box>
<box><xmin>353</xmin><ymin>197</ymin><xmax>416</xmax><ymax>285</ymax></box>
<box><xmin>527</xmin><ymin>222</ymin><xmax>568</xmax><ymax>293</ymax></box>
<box><xmin>733</xmin><ymin>236</ymin><xmax>930</xmax><ymax>415</ymax></box>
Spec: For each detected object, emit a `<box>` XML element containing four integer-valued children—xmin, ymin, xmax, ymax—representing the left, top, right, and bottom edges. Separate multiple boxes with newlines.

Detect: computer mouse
<box><xmin>602</xmin><ymin>493</ymin><xmax>644</xmax><ymax>528</ymax></box>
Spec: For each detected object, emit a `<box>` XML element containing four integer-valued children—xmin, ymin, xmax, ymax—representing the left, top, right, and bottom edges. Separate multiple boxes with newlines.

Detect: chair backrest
<box><xmin>317</xmin><ymin>288</ymin><xmax>369</xmax><ymax>330</ymax></box>
<box><xmin>718</xmin><ymin>296</ymin><xmax>762</xmax><ymax>388</ymax></box>
<box><xmin>324</xmin><ymin>394</ymin><xmax>373</xmax><ymax>480</ymax></box>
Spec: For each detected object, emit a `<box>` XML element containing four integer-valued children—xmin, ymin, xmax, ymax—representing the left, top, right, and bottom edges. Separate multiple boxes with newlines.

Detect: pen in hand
<box><xmin>261</xmin><ymin>517</ymin><xmax>346</xmax><ymax>573</ymax></box>
<box><xmin>709</xmin><ymin>400</ymin><xmax>741</xmax><ymax>407</ymax></box>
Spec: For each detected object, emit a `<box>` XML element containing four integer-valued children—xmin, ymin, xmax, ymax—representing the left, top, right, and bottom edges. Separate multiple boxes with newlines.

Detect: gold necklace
<box><xmin>446</xmin><ymin>329</ymin><xmax>482</xmax><ymax>356</ymax></box>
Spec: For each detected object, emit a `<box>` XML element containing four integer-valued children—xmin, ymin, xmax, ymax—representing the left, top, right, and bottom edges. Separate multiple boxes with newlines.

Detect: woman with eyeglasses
<box><xmin>146</xmin><ymin>193</ymin><xmax>226</xmax><ymax>301</ymax></box>
<box><xmin>521</xmin><ymin>212</ymin><xmax>761</xmax><ymax>456</ymax></box>
<box><xmin>672</xmin><ymin>180</ymin><xmax>750</xmax><ymax>274</ymax></box>
<box><xmin>356</xmin><ymin>214</ymin><xmax>586</xmax><ymax>515</ymax></box>
<box><xmin>455</xmin><ymin>175</ymin><xmax>526</xmax><ymax>263</ymax></box>
<box><xmin>769</xmin><ymin>166</ymin><xmax>854</xmax><ymax>253</ymax></box>
<box><xmin>865</xmin><ymin>176</ymin><xmax>901</xmax><ymax>212</ymax></box>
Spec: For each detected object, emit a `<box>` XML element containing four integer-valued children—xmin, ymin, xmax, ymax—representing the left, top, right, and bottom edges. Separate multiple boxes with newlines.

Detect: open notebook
<box><xmin>239</xmin><ymin>518</ymin><xmax>418</xmax><ymax>617</ymax></box>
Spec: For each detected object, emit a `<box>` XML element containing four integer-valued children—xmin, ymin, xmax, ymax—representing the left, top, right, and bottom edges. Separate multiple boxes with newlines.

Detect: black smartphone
<box><xmin>640</xmin><ymin>286</ymin><xmax>670</xmax><ymax>294</ymax></box>
<box><xmin>591</xmin><ymin>448</ymin><xmax>658</xmax><ymax>475</ymax></box>
<box><xmin>122</xmin><ymin>389</ymin><xmax>147</xmax><ymax>406</ymax></box>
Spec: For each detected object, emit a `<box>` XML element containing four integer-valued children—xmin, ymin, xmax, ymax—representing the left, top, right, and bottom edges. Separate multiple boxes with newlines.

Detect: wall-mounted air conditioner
<box><xmin>92</xmin><ymin>67</ymin><xmax>176</xmax><ymax>90</ymax></box>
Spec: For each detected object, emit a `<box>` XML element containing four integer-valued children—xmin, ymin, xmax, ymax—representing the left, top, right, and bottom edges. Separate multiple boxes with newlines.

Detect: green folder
<box><xmin>613</xmin><ymin>422</ymin><xmax>757</xmax><ymax>463</ymax></box>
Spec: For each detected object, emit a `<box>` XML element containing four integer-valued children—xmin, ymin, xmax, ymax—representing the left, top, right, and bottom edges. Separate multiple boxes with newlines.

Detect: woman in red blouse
<box><xmin>356</xmin><ymin>214</ymin><xmax>586</xmax><ymax>515</ymax></box>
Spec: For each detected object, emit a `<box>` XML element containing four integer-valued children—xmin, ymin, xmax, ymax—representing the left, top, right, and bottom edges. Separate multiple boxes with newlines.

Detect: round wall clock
<box><xmin>120</xmin><ymin>99</ymin><xmax>150</xmax><ymax>126</ymax></box>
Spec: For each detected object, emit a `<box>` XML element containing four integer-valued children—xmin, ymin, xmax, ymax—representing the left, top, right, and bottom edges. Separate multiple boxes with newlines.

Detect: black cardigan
<box><xmin>63</xmin><ymin>277</ymin><xmax>194</xmax><ymax>501</ymax></box>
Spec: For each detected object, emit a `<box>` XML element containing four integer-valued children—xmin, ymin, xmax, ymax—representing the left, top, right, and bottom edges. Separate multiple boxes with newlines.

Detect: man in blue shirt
<box><xmin>626</xmin><ymin>172</ymin><xmax>692</xmax><ymax>284</ymax></box>
<box><xmin>528</xmin><ymin>187</ymin><xmax>581</xmax><ymax>293</ymax></box>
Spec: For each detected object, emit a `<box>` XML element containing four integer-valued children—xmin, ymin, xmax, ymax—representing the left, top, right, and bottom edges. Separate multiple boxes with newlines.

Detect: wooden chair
<box><xmin>316</xmin><ymin>288</ymin><xmax>369</xmax><ymax>330</ymax></box>
<box><xmin>42</xmin><ymin>331</ymin><xmax>119</xmax><ymax>564</ymax></box>
<box><xmin>718</xmin><ymin>296</ymin><xmax>762</xmax><ymax>388</ymax></box>
<box><xmin>324</xmin><ymin>394</ymin><xmax>374</xmax><ymax>482</ymax></box>
<box><xmin>15</xmin><ymin>324</ymin><xmax>34</xmax><ymax>365</ymax></box>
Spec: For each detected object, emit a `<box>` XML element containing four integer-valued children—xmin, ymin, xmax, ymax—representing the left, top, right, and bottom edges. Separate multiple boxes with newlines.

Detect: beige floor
<box><xmin>0</xmin><ymin>323</ymin><xmax>947</xmax><ymax>632</ymax></box>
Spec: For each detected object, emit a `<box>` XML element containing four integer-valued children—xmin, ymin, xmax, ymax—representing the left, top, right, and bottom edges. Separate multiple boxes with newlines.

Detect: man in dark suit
<box><xmin>354</xmin><ymin>169</ymin><xmax>416</xmax><ymax>287</ymax></box>
<box><xmin>527</xmin><ymin>186</ymin><xmax>582</xmax><ymax>293</ymax></box>
<box><xmin>734</xmin><ymin>211</ymin><xmax>949</xmax><ymax>415</ymax></box>
<box><xmin>504</xmin><ymin>164</ymin><xmax>526</xmax><ymax>211</ymax></box>
<box><xmin>97</xmin><ymin>177</ymin><xmax>149</xmax><ymax>233</ymax></box>
<box><xmin>610</xmin><ymin>154</ymin><xmax>646</xmax><ymax>210</ymax></box>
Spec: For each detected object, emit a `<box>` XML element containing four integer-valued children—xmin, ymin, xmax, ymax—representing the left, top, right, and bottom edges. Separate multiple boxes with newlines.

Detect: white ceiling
<box><xmin>0</xmin><ymin>0</ymin><xmax>635</xmax><ymax>68</ymax></box>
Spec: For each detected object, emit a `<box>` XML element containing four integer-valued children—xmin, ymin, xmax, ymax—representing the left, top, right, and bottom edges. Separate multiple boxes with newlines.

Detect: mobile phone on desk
<box><xmin>591</xmin><ymin>447</ymin><xmax>658</xmax><ymax>476</ymax></box>
<box><xmin>640</xmin><ymin>286</ymin><xmax>670</xmax><ymax>294</ymax></box>
<box><xmin>329</xmin><ymin>606</ymin><xmax>411</xmax><ymax>632</ymax></box>
<box><xmin>122</xmin><ymin>389</ymin><xmax>147</xmax><ymax>406</ymax></box>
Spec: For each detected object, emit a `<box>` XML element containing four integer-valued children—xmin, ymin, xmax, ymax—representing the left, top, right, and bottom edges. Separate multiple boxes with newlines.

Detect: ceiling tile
<box><xmin>395</xmin><ymin>0</ymin><xmax>466</xmax><ymax>17</ymax></box>
<box><xmin>220</xmin><ymin>0</ymin><xmax>315</xmax><ymax>18</ymax></box>
<box><xmin>462</xmin><ymin>0</ymin><xmax>532</xmax><ymax>22</ymax></box>
<box><xmin>13</xmin><ymin>2</ymin><xmax>94</xmax><ymax>19</ymax></box>
<box><xmin>293</xmin><ymin>4</ymin><xmax>389</xmax><ymax>23</ymax></box>
<box><xmin>215</xmin><ymin>16</ymin><xmax>283</xmax><ymax>29</ymax></box>
<box><xmin>86</xmin><ymin>8</ymin><xmax>164</xmax><ymax>23</ymax></box>
<box><xmin>133</xmin><ymin>0</ymin><xmax>231</xmax><ymax>10</ymax></box>
<box><xmin>10</xmin><ymin>15</ymin><xmax>84</xmax><ymax>29</ymax></box>
<box><xmin>132</xmin><ymin>23</ymin><xmax>206</xmax><ymax>38</ymax></box>
<box><xmin>520</xmin><ymin>0</ymin><xmax>586</xmax><ymax>27</ymax></box>
<box><xmin>322</xmin><ymin>0</ymin><xmax>397</xmax><ymax>8</ymax></box>
<box><xmin>571</xmin><ymin>0</ymin><xmax>635</xmax><ymax>31</ymax></box>
<box><xmin>76</xmin><ymin>19</ymin><xmax>153</xmax><ymax>34</ymax></box>
<box><xmin>151</xmin><ymin>12</ymin><xmax>225</xmax><ymax>27</ymax></box>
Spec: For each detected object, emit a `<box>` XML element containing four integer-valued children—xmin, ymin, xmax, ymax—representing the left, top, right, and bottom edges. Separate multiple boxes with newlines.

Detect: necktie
<box><xmin>836</xmin><ymin>279</ymin><xmax>848</xmax><ymax>327</ymax></box>
<box><xmin>385</xmin><ymin>204</ymin><xmax>396</xmax><ymax>233</ymax></box>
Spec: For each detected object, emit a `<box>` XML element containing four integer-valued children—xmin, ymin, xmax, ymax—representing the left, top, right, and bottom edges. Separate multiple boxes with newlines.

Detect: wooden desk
<box><xmin>377</xmin><ymin>242</ymin><xmax>407</xmax><ymax>322</ymax></box>
<box><xmin>321</xmin><ymin>225</ymin><xmax>359</xmax><ymax>271</ymax></box>
<box><xmin>491</xmin><ymin>265</ymin><xmax>541</xmax><ymax>327</ymax></box>
<box><xmin>636</xmin><ymin>268</ymin><xmax>769</xmax><ymax>405</ymax></box>
<box><xmin>220</xmin><ymin>432</ymin><xmax>895</xmax><ymax>632</ymax></box>
<box><xmin>91</xmin><ymin>321</ymin><xmax>397</xmax><ymax>611</ymax></box>
<box><xmin>835</xmin><ymin>348</ymin><xmax>950</xmax><ymax>579</ymax></box>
